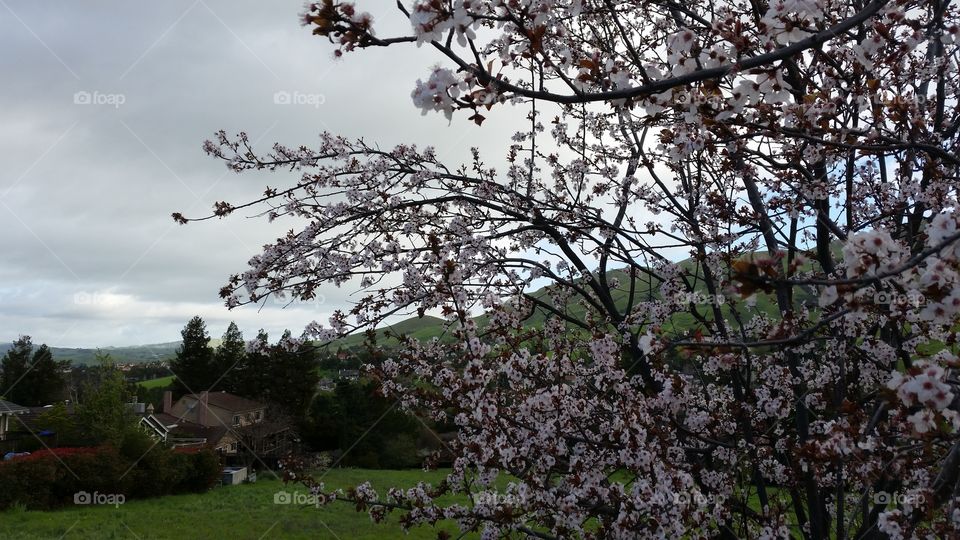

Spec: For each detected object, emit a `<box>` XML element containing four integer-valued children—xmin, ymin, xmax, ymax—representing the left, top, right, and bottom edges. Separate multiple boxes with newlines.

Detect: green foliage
<box><xmin>72</xmin><ymin>354</ymin><xmax>139</xmax><ymax>447</ymax></box>
<box><xmin>170</xmin><ymin>316</ymin><xmax>216</xmax><ymax>394</ymax></box>
<box><xmin>0</xmin><ymin>336</ymin><xmax>31</xmax><ymax>403</ymax></box>
<box><xmin>172</xmin><ymin>450</ymin><xmax>221</xmax><ymax>494</ymax></box>
<box><xmin>35</xmin><ymin>402</ymin><xmax>78</xmax><ymax>446</ymax></box>
<box><xmin>0</xmin><ymin>337</ymin><xmax>68</xmax><ymax>406</ymax></box>
<box><xmin>302</xmin><ymin>380</ymin><xmax>420</xmax><ymax>469</ymax></box>
<box><xmin>0</xmin><ymin>446</ymin><xmax>221</xmax><ymax>511</ymax></box>
<box><xmin>225</xmin><ymin>328</ymin><xmax>320</xmax><ymax>415</ymax></box>
<box><xmin>262</xmin><ymin>330</ymin><xmax>320</xmax><ymax>415</ymax></box>
<box><xmin>230</xmin><ymin>329</ymin><xmax>270</xmax><ymax>400</ymax></box>
<box><xmin>214</xmin><ymin>321</ymin><xmax>246</xmax><ymax>393</ymax></box>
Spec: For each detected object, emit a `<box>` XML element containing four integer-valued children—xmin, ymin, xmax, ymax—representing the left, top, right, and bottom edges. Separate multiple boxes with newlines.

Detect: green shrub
<box><xmin>0</xmin><ymin>444</ymin><xmax>222</xmax><ymax>510</ymax></box>
<box><xmin>171</xmin><ymin>449</ymin><xmax>221</xmax><ymax>494</ymax></box>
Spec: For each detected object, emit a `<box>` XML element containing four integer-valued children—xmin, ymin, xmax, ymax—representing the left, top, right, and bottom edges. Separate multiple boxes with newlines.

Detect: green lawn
<box><xmin>0</xmin><ymin>468</ymin><xmax>469</xmax><ymax>540</ymax></box>
<box><xmin>136</xmin><ymin>376</ymin><xmax>175</xmax><ymax>389</ymax></box>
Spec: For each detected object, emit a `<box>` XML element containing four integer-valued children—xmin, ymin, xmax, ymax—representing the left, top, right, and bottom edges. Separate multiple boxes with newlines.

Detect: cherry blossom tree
<box><xmin>180</xmin><ymin>0</ymin><xmax>960</xmax><ymax>538</ymax></box>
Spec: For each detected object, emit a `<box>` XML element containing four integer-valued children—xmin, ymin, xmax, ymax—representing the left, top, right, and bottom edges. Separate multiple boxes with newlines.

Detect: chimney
<box><xmin>198</xmin><ymin>391</ymin><xmax>209</xmax><ymax>426</ymax></box>
<box><xmin>162</xmin><ymin>391</ymin><xmax>172</xmax><ymax>413</ymax></box>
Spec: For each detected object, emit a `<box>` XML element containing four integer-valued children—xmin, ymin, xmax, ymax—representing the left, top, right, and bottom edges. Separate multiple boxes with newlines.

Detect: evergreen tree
<box><xmin>264</xmin><ymin>330</ymin><xmax>320</xmax><ymax>415</ymax></box>
<box><xmin>215</xmin><ymin>321</ymin><xmax>246</xmax><ymax>393</ymax></box>
<box><xmin>0</xmin><ymin>335</ymin><xmax>32</xmax><ymax>404</ymax></box>
<box><xmin>23</xmin><ymin>344</ymin><xmax>68</xmax><ymax>405</ymax></box>
<box><xmin>170</xmin><ymin>316</ymin><xmax>216</xmax><ymax>394</ymax></box>
<box><xmin>235</xmin><ymin>329</ymin><xmax>270</xmax><ymax>399</ymax></box>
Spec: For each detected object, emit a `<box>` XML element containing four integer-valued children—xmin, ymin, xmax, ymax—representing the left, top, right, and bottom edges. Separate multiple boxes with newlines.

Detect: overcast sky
<box><xmin>0</xmin><ymin>1</ymin><xmax>525</xmax><ymax>347</ymax></box>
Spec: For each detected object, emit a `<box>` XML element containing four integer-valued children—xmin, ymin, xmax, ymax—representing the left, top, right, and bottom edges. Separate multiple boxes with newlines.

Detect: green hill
<box><xmin>326</xmin><ymin>259</ymin><xmax>817</xmax><ymax>350</ymax></box>
<box><xmin>0</xmin><ymin>342</ymin><xmax>180</xmax><ymax>366</ymax></box>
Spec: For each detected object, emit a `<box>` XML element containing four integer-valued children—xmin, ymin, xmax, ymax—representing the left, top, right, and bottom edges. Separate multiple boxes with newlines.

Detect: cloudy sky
<box><xmin>0</xmin><ymin>1</ymin><xmax>523</xmax><ymax>347</ymax></box>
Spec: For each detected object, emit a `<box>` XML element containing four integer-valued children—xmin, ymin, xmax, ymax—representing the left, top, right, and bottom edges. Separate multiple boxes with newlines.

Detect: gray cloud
<box><xmin>1</xmin><ymin>0</ymin><xmax>521</xmax><ymax>347</ymax></box>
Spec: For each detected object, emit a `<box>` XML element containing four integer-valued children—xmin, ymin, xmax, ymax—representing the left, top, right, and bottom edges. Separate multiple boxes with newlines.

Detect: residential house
<box><xmin>153</xmin><ymin>391</ymin><xmax>291</xmax><ymax>461</ymax></box>
<box><xmin>0</xmin><ymin>400</ymin><xmax>28</xmax><ymax>441</ymax></box>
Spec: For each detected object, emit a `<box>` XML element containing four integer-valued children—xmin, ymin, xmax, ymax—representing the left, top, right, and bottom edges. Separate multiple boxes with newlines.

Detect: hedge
<box><xmin>0</xmin><ymin>445</ymin><xmax>221</xmax><ymax>510</ymax></box>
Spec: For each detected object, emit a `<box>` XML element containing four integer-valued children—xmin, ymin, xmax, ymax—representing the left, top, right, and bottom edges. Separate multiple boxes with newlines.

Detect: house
<box><xmin>0</xmin><ymin>400</ymin><xmax>29</xmax><ymax>441</ymax></box>
<box><xmin>317</xmin><ymin>378</ymin><xmax>335</xmax><ymax>392</ymax></box>
<box><xmin>152</xmin><ymin>391</ymin><xmax>290</xmax><ymax>459</ymax></box>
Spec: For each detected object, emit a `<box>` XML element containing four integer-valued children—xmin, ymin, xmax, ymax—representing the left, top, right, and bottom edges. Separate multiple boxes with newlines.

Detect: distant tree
<box><xmin>35</xmin><ymin>401</ymin><xmax>78</xmax><ymax>446</ymax></box>
<box><xmin>233</xmin><ymin>329</ymin><xmax>269</xmax><ymax>399</ymax></box>
<box><xmin>302</xmin><ymin>379</ymin><xmax>419</xmax><ymax>469</ymax></box>
<box><xmin>262</xmin><ymin>330</ymin><xmax>320</xmax><ymax>415</ymax></box>
<box><xmin>0</xmin><ymin>336</ymin><xmax>32</xmax><ymax>404</ymax></box>
<box><xmin>170</xmin><ymin>316</ymin><xmax>216</xmax><ymax>394</ymax></box>
<box><xmin>74</xmin><ymin>353</ymin><xmax>139</xmax><ymax>446</ymax></box>
<box><xmin>0</xmin><ymin>337</ymin><xmax>67</xmax><ymax>406</ymax></box>
<box><xmin>214</xmin><ymin>321</ymin><xmax>246</xmax><ymax>393</ymax></box>
<box><xmin>23</xmin><ymin>344</ymin><xmax>68</xmax><ymax>406</ymax></box>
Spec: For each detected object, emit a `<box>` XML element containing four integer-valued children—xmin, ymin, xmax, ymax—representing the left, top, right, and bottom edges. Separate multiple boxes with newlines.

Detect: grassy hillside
<box><xmin>0</xmin><ymin>469</ymin><xmax>467</xmax><ymax>540</ymax></box>
<box><xmin>0</xmin><ymin>342</ymin><xmax>180</xmax><ymax>367</ymax></box>
<box><xmin>136</xmin><ymin>376</ymin><xmax>175</xmax><ymax>389</ymax></box>
<box><xmin>329</xmin><ymin>261</ymin><xmax>817</xmax><ymax>350</ymax></box>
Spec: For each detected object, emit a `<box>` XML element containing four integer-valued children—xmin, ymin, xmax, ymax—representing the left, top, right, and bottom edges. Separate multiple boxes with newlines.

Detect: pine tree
<box><xmin>170</xmin><ymin>316</ymin><xmax>216</xmax><ymax>394</ymax></box>
<box><xmin>265</xmin><ymin>330</ymin><xmax>320</xmax><ymax>415</ymax></box>
<box><xmin>215</xmin><ymin>321</ymin><xmax>246</xmax><ymax>393</ymax></box>
<box><xmin>23</xmin><ymin>344</ymin><xmax>68</xmax><ymax>405</ymax></box>
<box><xmin>237</xmin><ymin>329</ymin><xmax>270</xmax><ymax>399</ymax></box>
<box><xmin>0</xmin><ymin>336</ymin><xmax>32</xmax><ymax>404</ymax></box>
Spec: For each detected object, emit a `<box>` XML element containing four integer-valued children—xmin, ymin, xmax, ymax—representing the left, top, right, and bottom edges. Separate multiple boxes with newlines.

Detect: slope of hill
<box><xmin>0</xmin><ymin>342</ymin><xmax>180</xmax><ymax>366</ymax></box>
<box><xmin>327</xmin><ymin>261</ymin><xmax>817</xmax><ymax>350</ymax></box>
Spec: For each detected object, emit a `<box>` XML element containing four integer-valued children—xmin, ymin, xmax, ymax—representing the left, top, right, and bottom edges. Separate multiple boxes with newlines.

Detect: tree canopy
<box><xmin>182</xmin><ymin>1</ymin><xmax>960</xmax><ymax>538</ymax></box>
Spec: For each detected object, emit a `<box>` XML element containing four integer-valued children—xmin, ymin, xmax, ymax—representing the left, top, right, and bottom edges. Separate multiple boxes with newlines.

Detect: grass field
<box><xmin>0</xmin><ymin>468</ymin><xmax>467</xmax><ymax>540</ymax></box>
<box><xmin>136</xmin><ymin>376</ymin><xmax>175</xmax><ymax>389</ymax></box>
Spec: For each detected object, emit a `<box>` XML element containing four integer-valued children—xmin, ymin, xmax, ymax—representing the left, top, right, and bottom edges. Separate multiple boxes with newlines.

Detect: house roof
<box><xmin>182</xmin><ymin>392</ymin><xmax>264</xmax><ymax>413</ymax></box>
<box><xmin>0</xmin><ymin>400</ymin><xmax>29</xmax><ymax>414</ymax></box>
<box><xmin>153</xmin><ymin>412</ymin><xmax>229</xmax><ymax>446</ymax></box>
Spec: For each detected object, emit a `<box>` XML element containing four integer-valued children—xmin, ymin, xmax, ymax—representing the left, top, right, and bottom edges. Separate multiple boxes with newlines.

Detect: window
<box><xmin>233</xmin><ymin>415</ymin><xmax>241</xmax><ymax>426</ymax></box>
